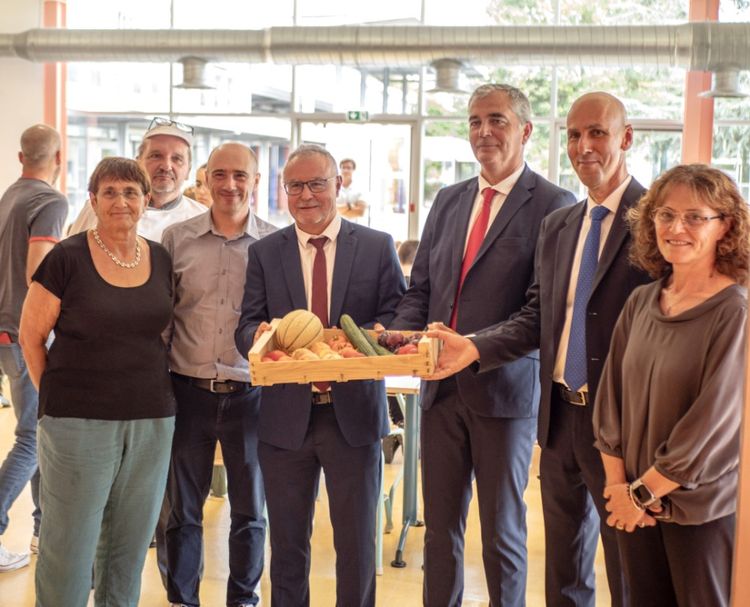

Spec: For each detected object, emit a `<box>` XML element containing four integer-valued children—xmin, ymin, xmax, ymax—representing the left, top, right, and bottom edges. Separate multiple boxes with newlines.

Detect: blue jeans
<box><xmin>0</xmin><ymin>341</ymin><xmax>41</xmax><ymax>536</ymax></box>
<box><xmin>35</xmin><ymin>415</ymin><xmax>174</xmax><ymax>607</ymax></box>
<box><xmin>166</xmin><ymin>376</ymin><xmax>266</xmax><ymax>607</ymax></box>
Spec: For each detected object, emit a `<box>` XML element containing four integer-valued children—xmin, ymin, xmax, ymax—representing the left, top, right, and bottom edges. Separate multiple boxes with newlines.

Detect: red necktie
<box><xmin>449</xmin><ymin>187</ymin><xmax>496</xmax><ymax>329</ymax></box>
<box><xmin>309</xmin><ymin>237</ymin><xmax>330</xmax><ymax>392</ymax></box>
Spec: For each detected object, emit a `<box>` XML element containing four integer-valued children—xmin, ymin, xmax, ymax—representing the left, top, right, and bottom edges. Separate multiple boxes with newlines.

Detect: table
<box><xmin>379</xmin><ymin>376</ymin><xmax>423</xmax><ymax>571</ymax></box>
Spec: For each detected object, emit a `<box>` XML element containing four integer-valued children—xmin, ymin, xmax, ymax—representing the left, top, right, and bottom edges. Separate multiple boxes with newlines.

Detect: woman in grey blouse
<box><xmin>593</xmin><ymin>164</ymin><xmax>748</xmax><ymax>607</ymax></box>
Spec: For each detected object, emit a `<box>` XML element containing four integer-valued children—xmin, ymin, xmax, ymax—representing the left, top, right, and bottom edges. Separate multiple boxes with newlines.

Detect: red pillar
<box><xmin>680</xmin><ymin>0</ymin><xmax>719</xmax><ymax>164</ymax></box>
<box><xmin>43</xmin><ymin>0</ymin><xmax>67</xmax><ymax>193</ymax></box>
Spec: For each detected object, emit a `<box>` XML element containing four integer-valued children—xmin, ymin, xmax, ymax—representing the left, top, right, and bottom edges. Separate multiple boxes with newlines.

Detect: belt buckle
<box><xmin>313</xmin><ymin>391</ymin><xmax>333</xmax><ymax>405</ymax></box>
<box><xmin>569</xmin><ymin>388</ymin><xmax>587</xmax><ymax>406</ymax></box>
<box><xmin>209</xmin><ymin>379</ymin><xmax>231</xmax><ymax>394</ymax></box>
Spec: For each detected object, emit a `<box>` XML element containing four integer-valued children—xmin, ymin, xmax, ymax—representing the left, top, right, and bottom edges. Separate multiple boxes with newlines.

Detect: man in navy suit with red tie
<box><xmin>235</xmin><ymin>144</ymin><xmax>405</xmax><ymax>607</ymax></box>
<box><xmin>390</xmin><ymin>84</ymin><xmax>575</xmax><ymax>606</ymax></box>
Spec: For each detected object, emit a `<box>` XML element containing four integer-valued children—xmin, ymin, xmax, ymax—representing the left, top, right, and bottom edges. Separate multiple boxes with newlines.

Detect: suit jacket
<box><xmin>235</xmin><ymin>219</ymin><xmax>406</xmax><ymax>450</ymax></box>
<box><xmin>391</xmin><ymin>165</ymin><xmax>576</xmax><ymax>418</ymax></box>
<box><xmin>472</xmin><ymin>178</ymin><xmax>651</xmax><ymax>446</ymax></box>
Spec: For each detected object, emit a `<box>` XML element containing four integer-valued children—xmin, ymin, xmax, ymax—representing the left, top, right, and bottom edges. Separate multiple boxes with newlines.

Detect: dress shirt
<box><xmin>294</xmin><ymin>215</ymin><xmax>343</xmax><ymax>320</ymax></box>
<box><xmin>463</xmin><ymin>163</ymin><xmax>526</xmax><ymax>256</ymax></box>
<box><xmin>162</xmin><ymin>209</ymin><xmax>278</xmax><ymax>382</ymax></box>
<box><xmin>553</xmin><ymin>175</ymin><xmax>632</xmax><ymax>389</ymax></box>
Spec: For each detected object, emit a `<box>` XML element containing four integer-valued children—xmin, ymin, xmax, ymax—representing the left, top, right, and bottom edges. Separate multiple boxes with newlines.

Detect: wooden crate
<box><xmin>248</xmin><ymin>320</ymin><xmax>438</xmax><ymax>386</ymax></box>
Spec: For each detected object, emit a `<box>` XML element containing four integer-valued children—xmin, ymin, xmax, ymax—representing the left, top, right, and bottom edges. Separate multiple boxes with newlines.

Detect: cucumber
<box><xmin>360</xmin><ymin>326</ymin><xmax>394</xmax><ymax>356</ymax></box>
<box><xmin>340</xmin><ymin>314</ymin><xmax>377</xmax><ymax>356</ymax></box>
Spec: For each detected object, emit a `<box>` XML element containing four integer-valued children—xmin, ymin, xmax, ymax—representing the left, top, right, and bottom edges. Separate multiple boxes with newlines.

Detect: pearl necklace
<box><xmin>92</xmin><ymin>228</ymin><xmax>141</xmax><ymax>269</ymax></box>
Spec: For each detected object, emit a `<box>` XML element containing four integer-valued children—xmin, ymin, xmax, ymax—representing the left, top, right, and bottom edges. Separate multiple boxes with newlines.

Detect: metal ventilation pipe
<box><xmin>175</xmin><ymin>56</ymin><xmax>213</xmax><ymax>89</ymax></box>
<box><xmin>0</xmin><ymin>22</ymin><xmax>748</xmax><ymax>72</ymax></box>
<box><xmin>429</xmin><ymin>58</ymin><xmax>466</xmax><ymax>94</ymax></box>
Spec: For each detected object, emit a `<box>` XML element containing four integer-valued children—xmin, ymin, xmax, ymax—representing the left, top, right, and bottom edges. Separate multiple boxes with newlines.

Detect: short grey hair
<box><xmin>284</xmin><ymin>143</ymin><xmax>338</xmax><ymax>179</ymax></box>
<box><xmin>468</xmin><ymin>83</ymin><xmax>532</xmax><ymax>125</ymax></box>
<box><xmin>20</xmin><ymin>124</ymin><xmax>61</xmax><ymax>168</ymax></box>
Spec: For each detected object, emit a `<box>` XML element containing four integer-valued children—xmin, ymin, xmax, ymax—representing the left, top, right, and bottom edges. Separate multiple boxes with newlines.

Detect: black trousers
<box><xmin>539</xmin><ymin>391</ymin><xmax>626</xmax><ymax>607</ymax></box>
<box><xmin>165</xmin><ymin>377</ymin><xmax>266</xmax><ymax>607</ymax></box>
<box><xmin>259</xmin><ymin>404</ymin><xmax>381</xmax><ymax>607</ymax></box>
<box><xmin>617</xmin><ymin>513</ymin><xmax>735</xmax><ymax>607</ymax></box>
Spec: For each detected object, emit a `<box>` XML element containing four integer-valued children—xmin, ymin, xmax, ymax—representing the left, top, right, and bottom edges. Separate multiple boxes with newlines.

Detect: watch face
<box><xmin>633</xmin><ymin>483</ymin><xmax>653</xmax><ymax>503</ymax></box>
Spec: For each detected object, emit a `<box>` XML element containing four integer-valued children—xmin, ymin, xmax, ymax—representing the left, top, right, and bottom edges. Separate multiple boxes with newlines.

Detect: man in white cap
<box><xmin>68</xmin><ymin>117</ymin><xmax>205</xmax><ymax>241</ymax></box>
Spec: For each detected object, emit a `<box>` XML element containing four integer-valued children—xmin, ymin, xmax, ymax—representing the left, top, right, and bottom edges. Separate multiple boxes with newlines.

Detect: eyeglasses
<box><xmin>283</xmin><ymin>176</ymin><xmax>338</xmax><ymax>196</ymax></box>
<box><xmin>148</xmin><ymin>117</ymin><xmax>195</xmax><ymax>135</ymax></box>
<box><xmin>651</xmin><ymin>208</ymin><xmax>725</xmax><ymax>228</ymax></box>
<box><xmin>98</xmin><ymin>188</ymin><xmax>143</xmax><ymax>201</ymax></box>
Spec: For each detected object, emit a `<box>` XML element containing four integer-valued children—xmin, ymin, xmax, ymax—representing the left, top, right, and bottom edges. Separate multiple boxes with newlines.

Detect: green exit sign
<box><xmin>346</xmin><ymin>110</ymin><xmax>370</xmax><ymax>122</ymax></box>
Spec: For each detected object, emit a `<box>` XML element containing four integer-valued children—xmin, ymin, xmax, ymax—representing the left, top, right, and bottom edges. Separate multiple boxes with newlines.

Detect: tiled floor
<box><xmin>0</xmin><ymin>398</ymin><xmax>610</xmax><ymax>606</ymax></box>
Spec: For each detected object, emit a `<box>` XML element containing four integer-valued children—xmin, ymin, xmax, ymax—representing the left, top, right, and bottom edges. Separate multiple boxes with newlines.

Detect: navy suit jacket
<box><xmin>391</xmin><ymin>165</ymin><xmax>576</xmax><ymax>418</ymax></box>
<box><xmin>235</xmin><ymin>219</ymin><xmax>406</xmax><ymax>450</ymax></box>
<box><xmin>472</xmin><ymin>178</ymin><xmax>652</xmax><ymax>446</ymax></box>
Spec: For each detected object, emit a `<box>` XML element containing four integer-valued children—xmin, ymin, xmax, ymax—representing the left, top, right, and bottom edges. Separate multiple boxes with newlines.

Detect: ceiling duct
<box><xmin>699</xmin><ymin>68</ymin><xmax>747</xmax><ymax>98</ymax></box>
<box><xmin>174</xmin><ymin>56</ymin><xmax>213</xmax><ymax>89</ymax></box>
<box><xmin>429</xmin><ymin>58</ymin><xmax>468</xmax><ymax>94</ymax></box>
<box><xmin>0</xmin><ymin>22</ymin><xmax>749</xmax><ymax>74</ymax></box>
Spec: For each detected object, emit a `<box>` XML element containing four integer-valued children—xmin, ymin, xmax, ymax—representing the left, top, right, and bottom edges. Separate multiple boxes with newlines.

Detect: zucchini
<box><xmin>340</xmin><ymin>314</ymin><xmax>377</xmax><ymax>356</ymax></box>
<box><xmin>360</xmin><ymin>326</ymin><xmax>394</xmax><ymax>356</ymax></box>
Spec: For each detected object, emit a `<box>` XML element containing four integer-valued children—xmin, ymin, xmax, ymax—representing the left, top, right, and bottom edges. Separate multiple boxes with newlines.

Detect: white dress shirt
<box><xmin>553</xmin><ymin>175</ymin><xmax>632</xmax><ymax>389</ymax></box>
<box><xmin>464</xmin><ymin>163</ymin><xmax>526</xmax><ymax>255</ymax></box>
<box><xmin>294</xmin><ymin>215</ymin><xmax>343</xmax><ymax>320</ymax></box>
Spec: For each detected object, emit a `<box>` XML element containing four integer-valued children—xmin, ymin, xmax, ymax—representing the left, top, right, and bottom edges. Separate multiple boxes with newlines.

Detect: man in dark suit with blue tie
<box><xmin>390</xmin><ymin>84</ymin><xmax>575</xmax><ymax>607</ymax></box>
<box><xmin>235</xmin><ymin>144</ymin><xmax>405</xmax><ymax>607</ymax></box>
<box><xmin>426</xmin><ymin>92</ymin><xmax>652</xmax><ymax>607</ymax></box>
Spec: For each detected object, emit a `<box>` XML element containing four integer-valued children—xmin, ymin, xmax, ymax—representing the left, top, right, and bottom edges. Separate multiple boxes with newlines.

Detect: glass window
<box><xmin>713</xmin><ymin>124</ymin><xmax>750</xmax><ymax>200</ymax></box>
<box><xmin>558</xmin><ymin>127</ymin><xmax>682</xmax><ymax>198</ymax></box>
<box><xmin>298</xmin><ymin>121</ymin><xmax>413</xmax><ymax>242</ymax></box>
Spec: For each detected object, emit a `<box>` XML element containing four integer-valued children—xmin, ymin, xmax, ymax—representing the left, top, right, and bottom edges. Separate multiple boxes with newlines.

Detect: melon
<box><xmin>276</xmin><ymin>309</ymin><xmax>324</xmax><ymax>353</ymax></box>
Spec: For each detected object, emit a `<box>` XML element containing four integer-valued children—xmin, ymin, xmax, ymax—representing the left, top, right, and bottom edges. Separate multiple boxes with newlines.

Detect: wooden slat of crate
<box><xmin>248</xmin><ymin>323</ymin><xmax>437</xmax><ymax>386</ymax></box>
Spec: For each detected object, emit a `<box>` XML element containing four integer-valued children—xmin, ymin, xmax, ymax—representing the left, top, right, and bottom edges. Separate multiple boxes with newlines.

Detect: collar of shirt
<box><xmin>190</xmin><ymin>208</ymin><xmax>262</xmax><ymax>240</ymax></box>
<box><xmin>477</xmin><ymin>162</ymin><xmax>526</xmax><ymax>197</ymax></box>
<box><xmin>585</xmin><ymin>174</ymin><xmax>632</xmax><ymax>216</ymax></box>
<box><xmin>294</xmin><ymin>214</ymin><xmax>342</xmax><ymax>248</ymax></box>
<box><xmin>149</xmin><ymin>193</ymin><xmax>183</xmax><ymax>211</ymax></box>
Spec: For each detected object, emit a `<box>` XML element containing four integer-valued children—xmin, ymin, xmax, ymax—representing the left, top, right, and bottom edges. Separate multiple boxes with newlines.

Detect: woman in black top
<box><xmin>19</xmin><ymin>157</ymin><xmax>175</xmax><ymax>607</ymax></box>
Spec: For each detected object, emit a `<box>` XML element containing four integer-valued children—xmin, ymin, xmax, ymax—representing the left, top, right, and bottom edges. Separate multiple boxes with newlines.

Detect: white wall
<box><xmin>0</xmin><ymin>0</ymin><xmax>45</xmax><ymax>191</ymax></box>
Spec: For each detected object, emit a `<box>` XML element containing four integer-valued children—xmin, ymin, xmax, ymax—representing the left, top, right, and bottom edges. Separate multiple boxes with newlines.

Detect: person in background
<box><xmin>389</xmin><ymin>83</ymin><xmax>575</xmax><ymax>607</ymax></box>
<box><xmin>68</xmin><ymin>117</ymin><xmax>205</xmax><ymax>241</ymax></box>
<box><xmin>162</xmin><ymin>142</ymin><xmax>276</xmax><ymax>607</ymax></box>
<box><xmin>0</xmin><ymin>124</ymin><xmax>67</xmax><ymax>572</ymax></box>
<box><xmin>192</xmin><ymin>163</ymin><xmax>212</xmax><ymax>207</ymax></box>
<box><xmin>382</xmin><ymin>238</ymin><xmax>422</xmax><ymax>462</ymax></box>
<box><xmin>336</xmin><ymin>158</ymin><xmax>367</xmax><ymax>220</ymax></box>
<box><xmin>235</xmin><ymin>144</ymin><xmax>405</xmax><ymax>606</ymax></box>
<box><xmin>594</xmin><ymin>164</ymin><xmax>748</xmax><ymax>607</ymax></box>
<box><xmin>19</xmin><ymin>157</ymin><xmax>175</xmax><ymax>606</ymax></box>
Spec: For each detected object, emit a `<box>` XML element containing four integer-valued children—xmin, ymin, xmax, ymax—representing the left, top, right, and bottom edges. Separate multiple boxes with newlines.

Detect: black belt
<box><xmin>554</xmin><ymin>382</ymin><xmax>589</xmax><ymax>406</ymax></box>
<box><xmin>173</xmin><ymin>373</ymin><xmax>250</xmax><ymax>394</ymax></box>
<box><xmin>312</xmin><ymin>391</ymin><xmax>333</xmax><ymax>405</ymax></box>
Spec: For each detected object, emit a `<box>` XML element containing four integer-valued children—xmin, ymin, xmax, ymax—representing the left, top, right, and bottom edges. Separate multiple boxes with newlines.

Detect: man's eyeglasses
<box><xmin>148</xmin><ymin>117</ymin><xmax>195</xmax><ymax>135</ymax></box>
<box><xmin>651</xmin><ymin>208</ymin><xmax>725</xmax><ymax>228</ymax></box>
<box><xmin>283</xmin><ymin>176</ymin><xmax>338</xmax><ymax>196</ymax></box>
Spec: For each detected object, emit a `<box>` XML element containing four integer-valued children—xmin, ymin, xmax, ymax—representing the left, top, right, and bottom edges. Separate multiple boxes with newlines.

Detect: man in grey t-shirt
<box><xmin>0</xmin><ymin>124</ymin><xmax>68</xmax><ymax>572</ymax></box>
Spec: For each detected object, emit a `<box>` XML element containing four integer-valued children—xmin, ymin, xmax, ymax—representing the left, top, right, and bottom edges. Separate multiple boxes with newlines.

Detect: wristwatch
<box><xmin>629</xmin><ymin>478</ymin><xmax>659</xmax><ymax>509</ymax></box>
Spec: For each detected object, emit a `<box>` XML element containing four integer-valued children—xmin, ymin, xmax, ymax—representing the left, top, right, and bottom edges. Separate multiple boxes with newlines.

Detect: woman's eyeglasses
<box><xmin>651</xmin><ymin>208</ymin><xmax>724</xmax><ymax>228</ymax></box>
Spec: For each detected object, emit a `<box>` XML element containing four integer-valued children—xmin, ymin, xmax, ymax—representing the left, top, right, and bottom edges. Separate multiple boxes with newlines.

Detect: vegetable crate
<box><xmin>248</xmin><ymin>320</ymin><xmax>438</xmax><ymax>386</ymax></box>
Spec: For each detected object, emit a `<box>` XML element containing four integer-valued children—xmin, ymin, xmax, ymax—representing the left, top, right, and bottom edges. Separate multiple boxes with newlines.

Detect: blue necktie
<box><xmin>564</xmin><ymin>204</ymin><xmax>610</xmax><ymax>392</ymax></box>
